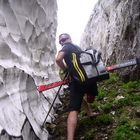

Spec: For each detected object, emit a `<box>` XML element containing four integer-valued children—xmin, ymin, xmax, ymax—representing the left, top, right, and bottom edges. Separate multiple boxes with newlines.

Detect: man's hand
<box><xmin>56</xmin><ymin>51</ymin><xmax>67</xmax><ymax>71</ymax></box>
<box><xmin>59</xmin><ymin>68</ymin><xmax>68</xmax><ymax>80</ymax></box>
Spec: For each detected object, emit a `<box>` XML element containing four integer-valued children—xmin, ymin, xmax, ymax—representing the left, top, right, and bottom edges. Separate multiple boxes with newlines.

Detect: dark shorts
<box><xmin>68</xmin><ymin>79</ymin><xmax>98</xmax><ymax>112</ymax></box>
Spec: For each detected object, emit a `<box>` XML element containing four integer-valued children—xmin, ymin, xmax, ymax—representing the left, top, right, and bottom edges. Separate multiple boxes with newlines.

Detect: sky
<box><xmin>56</xmin><ymin>0</ymin><xmax>98</xmax><ymax>51</ymax></box>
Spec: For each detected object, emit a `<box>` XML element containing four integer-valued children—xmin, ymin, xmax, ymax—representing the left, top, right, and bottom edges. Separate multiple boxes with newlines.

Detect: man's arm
<box><xmin>56</xmin><ymin>51</ymin><xmax>67</xmax><ymax>71</ymax></box>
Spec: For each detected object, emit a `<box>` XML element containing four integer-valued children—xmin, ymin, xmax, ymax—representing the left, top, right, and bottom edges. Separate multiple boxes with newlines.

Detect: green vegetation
<box><xmin>78</xmin><ymin>73</ymin><xmax>140</xmax><ymax>140</ymax></box>
<box><xmin>112</xmin><ymin>122</ymin><xmax>140</xmax><ymax>140</ymax></box>
<box><xmin>84</xmin><ymin>128</ymin><xmax>96</xmax><ymax>140</ymax></box>
<box><xmin>95</xmin><ymin>114</ymin><xmax>113</xmax><ymax>125</ymax></box>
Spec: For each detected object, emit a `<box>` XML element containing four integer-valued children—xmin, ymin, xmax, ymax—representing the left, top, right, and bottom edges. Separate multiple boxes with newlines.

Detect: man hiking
<box><xmin>56</xmin><ymin>33</ymin><xmax>99</xmax><ymax>140</ymax></box>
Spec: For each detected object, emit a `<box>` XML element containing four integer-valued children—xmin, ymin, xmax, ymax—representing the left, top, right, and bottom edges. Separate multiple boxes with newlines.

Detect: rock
<box><xmin>135</xmin><ymin>108</ymin><xmax>140</xmax><ymax>117</ymax></box>
<box><xmin>81</xmin><ymin>0</ymin><xmax>140</xmax><ymax>81</ymax></box>
<box><xmin>116</xmin><ymin>95</ymin><xmax>125</xmax><ymax>100</ymax></box>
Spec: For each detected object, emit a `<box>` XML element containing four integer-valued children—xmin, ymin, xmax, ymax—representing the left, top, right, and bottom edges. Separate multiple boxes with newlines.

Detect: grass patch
<box><xmin>91</xmin><ymin>100</ymin><xmax>100</xmax><ymax>112</ymax></box>
<box><xmin>112</xmin><ymin>123</ymin><xmax>140</xmax><ymax>140</ymax></box>
<box><xmin>77</xmin><ymin>73</ymin><xmax>140</xmax><ymax>140</ymax></box>
<box><xmin>100</xmin><ymin>102</ymin><xmax>113</xmax><ymax>113</ymax></box>
<box><xmin>95</xmin><ymin>114</ymin><xmax>113</xmax><ymax>125</ymax></box>
<box><xmin>104</xmin><ymin>73</ymin><xmax>118</xmax><ymax>85</ymax></box>
<box><xmin>122</xmin><ymin>80</ymin><xmax>140</xmax><ymax>93</ymax></box>
<box><xmin>84</xmin><ymin>128</ymin><xmax>96</xmax><ymax>140</ymax></box>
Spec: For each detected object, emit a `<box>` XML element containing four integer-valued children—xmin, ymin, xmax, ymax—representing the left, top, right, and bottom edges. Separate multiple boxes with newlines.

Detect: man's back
<box><xmin>59</xmin><ymin>43</ymin><xmax>82</xmax><ymax>68</ymax></box>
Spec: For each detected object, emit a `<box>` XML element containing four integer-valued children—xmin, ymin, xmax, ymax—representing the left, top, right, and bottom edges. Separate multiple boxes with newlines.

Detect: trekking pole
<box><xmin>41</xmin><ymin>72</ymin><xmax>69</xmax><ymax>129</ymax></box>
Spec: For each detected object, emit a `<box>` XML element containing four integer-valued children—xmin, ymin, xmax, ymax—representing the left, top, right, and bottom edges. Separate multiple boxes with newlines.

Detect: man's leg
<box><xmin>67</xmin><ymin>81</ymin><xmax>84</xmax><ymax>139</ymax></box>
<box><xmin>83</xmin><ymin>95</ymin><xmax>99</xmax><ymax>117</ymax></box>
<box><xmin>67</xmin><ymin>111</ymin><xmax>78</xmax><ymax>140</ymax></box>
<box><xmin>83</xmin><ymin>96</ymin><xmax>92</xmax><ymax>116</ymax></box>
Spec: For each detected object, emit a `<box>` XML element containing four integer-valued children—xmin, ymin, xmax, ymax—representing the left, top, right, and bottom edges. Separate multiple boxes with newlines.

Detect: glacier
<box><xmin>0</xmin><ymin>0</ymin><xmax>60</xmax><ymax>139</ymax></box>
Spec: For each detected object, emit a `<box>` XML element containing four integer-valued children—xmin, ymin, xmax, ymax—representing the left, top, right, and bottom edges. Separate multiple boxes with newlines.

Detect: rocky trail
<box><xmin>46</xmin><ymin>77</ymin><xmax>140</xmax><ymax>140</ymax></box>
<box><xmin>46</xmin><ymin>89</ymin><xmax>113</xmax><ymax>140</ymax></box>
